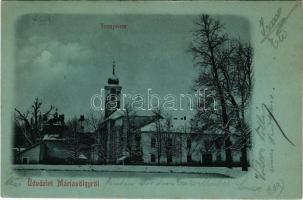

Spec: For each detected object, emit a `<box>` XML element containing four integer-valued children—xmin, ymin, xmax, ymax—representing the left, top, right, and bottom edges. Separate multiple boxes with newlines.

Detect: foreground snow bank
<box><xmin>13</xmin><ymin>164</ymin><xmax>245</xmax><ymax>178</ymax></box>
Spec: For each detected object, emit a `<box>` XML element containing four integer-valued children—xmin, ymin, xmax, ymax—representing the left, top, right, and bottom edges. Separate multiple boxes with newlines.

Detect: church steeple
<box><xmin>108</xmin><ymin>60</ymin><xmax>119</xmax><ymax>85</ymax></box>
<box><xmin>104</xmin><ymin>60</ymin><xmax>122</xmax><ymax>118</ymax></box>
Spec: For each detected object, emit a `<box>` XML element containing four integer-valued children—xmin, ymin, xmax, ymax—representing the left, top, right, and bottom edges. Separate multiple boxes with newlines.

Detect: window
<box><xmin>110</xmin><ymin>94</ymin><xmax>117</xmax><ymax>101</ymax></box>
<box><xmin>167</xmin><ymin>138</ymin><xmax>173</xmax><ymax>147</ymax></box>
<box><xmin>135</xmin><ymin>132</ymin><xmax>141</xmax><ymax>142</ymax></box>
<box><xmin>187</xmin><ymin>139</ymin><xmax>191</xmax><ymax>148</ymax></box>
<box><xmin>216</xmin><ymin>153</ymin><xmax>222</xmax><ymax>162</ymax></box>
<box><xmin>167</xmin><ymin>154</ymin><xmax>172</xmax><ymax>163</ymax></box>
<box><xmin>151</xmin><ymin>138</ymin><xmax>156</xmax><ymax>148</ymax></box>
<box><xmin>22</xmin><ymin>157</ymin><xmax>29</xmax><ymax>164</ymax></box>
<box><xmin>110</xmin><ymin>88</ymin><xmax>116</xmax><ymax>94</ymax></box>
<box><xmin>151</xmin><ymin>154</ymin><xmax>156</xmax><ymax>162</ymax></box>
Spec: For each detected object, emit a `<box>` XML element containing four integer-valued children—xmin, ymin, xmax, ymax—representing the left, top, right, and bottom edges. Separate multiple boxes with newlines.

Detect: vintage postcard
<box><xmin>1</xmin><ymin>1</ymin><xmax>302</xmax><ymax>198</ymax></box>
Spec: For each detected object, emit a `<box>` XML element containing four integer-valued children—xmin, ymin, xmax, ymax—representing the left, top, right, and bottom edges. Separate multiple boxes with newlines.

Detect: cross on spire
<box><xmin>107</xmin><ymin>60</ymin><xmax>119</xmax><ymax>85</ymax></box>
<box><xmin>112</xmin><ymin>60</ymin><xmax>116</xmax><ymax>75</ymax></box>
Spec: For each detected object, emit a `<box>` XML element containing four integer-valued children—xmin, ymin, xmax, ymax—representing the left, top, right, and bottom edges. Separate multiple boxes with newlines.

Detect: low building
<box><xmin>14</xmin><ymin>112</ymin><xmax>91</xmax><ymax>165</ymax></box>
<box><xmin>139</xmin><ymin>116</ymin><xmax>243</xmax><ymax>166</ymax></box>
<box><xmin>15</xmin><ymin>137</ymin><xmax>89</xmax><ymax>164</ymax></box>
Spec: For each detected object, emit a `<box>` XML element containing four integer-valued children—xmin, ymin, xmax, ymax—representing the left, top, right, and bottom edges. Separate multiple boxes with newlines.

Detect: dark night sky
<box><xmin>15</xmin><ymin>14</ymin><xmax>250</xmax><ymax>119</ymax></box>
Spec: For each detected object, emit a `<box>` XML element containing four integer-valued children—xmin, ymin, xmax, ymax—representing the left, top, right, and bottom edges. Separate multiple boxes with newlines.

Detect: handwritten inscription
<box><xmin>104</xmin><ymin>177</ymin><xmax>231</xmax><ymax>188</ymax></box>
<box><xmin>266</xmin><ymin>180</ymin><xmax>284</xmax><ymax>197</ymax></box>
<box><xmin>252</xmin><ymin>148</ymin><xmax>266</xmax><ymax>181</ymax></box>
<box><xmin>260</xmin><ymin>3</ymin><xmax>298</xmax><ymax>48</ymax></box>
<box><xmin>5</xmin><ymin>174</ymin><xmax>22</xmax><ymax>187</ymax></box>
<box><xmin>262</xmin><ymin>104</ymin><xmax>295</xmax><ymax>146</ymax></box>
<box><xmin>249</xmin><ymin>94</ymin><xmax>286</xmax><ymax>197</ymax></box>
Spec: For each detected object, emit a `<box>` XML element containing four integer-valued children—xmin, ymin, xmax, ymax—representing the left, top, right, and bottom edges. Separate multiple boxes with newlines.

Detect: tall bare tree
<box><xmin>189</xmin><ymin>15</ymin><xmax>253</xmax><ymax>169</ymax></box>
<box><xmin>121</xmin><ymin>102</ymin><xmax>136</xmax><ymax>162</ymax></box>
<box><xmin>151</xmin><ymin>109</ymin><xmax>179</xmax><ymax>164</ymax></box>
<box><xmin>151</xmin><ymin>108</ymin><xmax>164</xmax><ymax>164</ymax></box>
<box><xmin>65</xmin><ymin>116</ymin><xmax>82</xmax><ymax>162</ymax></box>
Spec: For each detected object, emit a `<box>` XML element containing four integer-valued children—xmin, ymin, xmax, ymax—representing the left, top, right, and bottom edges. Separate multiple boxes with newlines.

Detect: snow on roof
<box><xmin>12</xmin><ymin>148</ymin><xmax>26</xmax><ymax>151</ymax></box>
<box><xmin>15</xmin><ymin>142</ymin><xmax>44</xmax><ymax>156</ymax></box>
<box><xmin>100</xmin><ymin>109</ymin><xmax>161</xmax><ymax>131</ymax></box>
<box><xmin>141</xmin><ymin>116</ymin><xmax>192</xmax><ymax>133</ymax></box>
<box><xmin>42</xmin><ymin>134</ymin><xmax>66</xmax><ymax>141</ymax></box>
<box><xmin>106</xmin><ymin>109</ymin><xmax>158</xmax><ymax>120</ymax></box>
<box><xmin>117</xmin><ymin>155</ymin><xmax>128</xmax><ymax>161</ymax></box>
<box><xmin>78</xmin><ymin>153</ymin><xmax>88</xmax><ymax>160</ymax></box>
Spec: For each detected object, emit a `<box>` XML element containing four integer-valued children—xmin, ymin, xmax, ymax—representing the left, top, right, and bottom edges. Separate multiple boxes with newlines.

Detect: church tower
<box><xmin>104</xmin><ymin>61</ymin><xmax>122</xmax><ymax>118</ymax></box>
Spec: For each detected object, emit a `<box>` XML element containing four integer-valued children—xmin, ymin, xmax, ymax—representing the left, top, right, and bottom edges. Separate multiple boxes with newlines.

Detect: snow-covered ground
<box><xmin>13</xmin><ymin>164</ymin><xmax>245</xmax><ymax>178</ymax></box>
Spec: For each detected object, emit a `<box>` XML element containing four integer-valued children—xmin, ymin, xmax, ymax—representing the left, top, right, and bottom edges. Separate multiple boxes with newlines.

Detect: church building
<box><xmin>92</xmin><ymin>62</ymin><xmax>161</xmax><ymax>164</ymax></box>
<box><xmin>91</xmin><ymin>62</ymin><xmax>247</xmax><ymax>169</ymax></box>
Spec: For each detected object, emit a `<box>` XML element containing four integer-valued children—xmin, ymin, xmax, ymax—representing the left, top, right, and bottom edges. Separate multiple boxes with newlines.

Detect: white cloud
<box><xmin>17</xmin><ymin>36</ymin><xmax>95</xmax><ymax>75</ymax></box>
<box><xmin>33</xmin><ymin>50</ymin><xmax>52</xmax><ymax>68</ymax></box>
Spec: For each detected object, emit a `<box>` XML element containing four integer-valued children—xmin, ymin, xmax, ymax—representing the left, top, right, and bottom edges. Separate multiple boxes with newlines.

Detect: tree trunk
<box><xmin>241</xmin><ymin>138</ymin><xmax>248</xmax><ymax>171</ymax></box>
<box><xmin>208</xmin><ymin>44</ymin><xmax>233</xmax><ymax>167</ymax></box>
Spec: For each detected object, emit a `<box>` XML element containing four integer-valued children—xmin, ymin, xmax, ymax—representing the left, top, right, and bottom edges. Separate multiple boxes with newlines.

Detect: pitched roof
<box><xmin>106</xmin><ymin>109</ymin><xmax>158</xmax><ymax>120</ymax></box>
<box><xmin>100</xmin><ymin>109</ymin><xmax>162</xmax><ymax>132</ymax></box>
<box><xmin>141</xmin><ymin>116</ymin><xmax>191</xmax><ymax>133</ymax></box>
<box><xmin>15</xmin><ymin>141</ymin><xmax>44</xmax><ymax>157</ymax></box>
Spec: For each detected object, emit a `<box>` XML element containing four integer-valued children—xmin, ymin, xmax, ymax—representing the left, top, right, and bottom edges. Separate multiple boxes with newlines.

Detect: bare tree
<box><xmin>14</xmin><ymin>97</ymin><xmax>55</xmax><ymax>144</ymax></box>
<box><xmin>14</xmin><ymin>116</ymin><xmax>33</xmax><ymax>147</ymax></box>
<box><xmin>151</xmin><ymin>107</ymin><xmax>164</xmax><ymax>164</ymax></box>
<box><xmin>115</xmin><ymin>102</ymin><xmax>144</xmax><ymax>164</ymax></box>
<box><xmin>151</xmin><ymin>109</ymin><xmax>180</xmax><ymax>165</ymax></box>
<box><xmin>178</xmin><ymin>119</ymin><xmax>195</xmax><ymax>164</ymax></box>
<box><xmin>162</xmin><ymin>114</ymin><xmax>174</xmax><ymax>164</ymax></box>
<box><xmin>189</xmin><ymin>15</ymin><xmax>253</xmax><ymax>168</ymax></box>
<box><xmin>85</xmin><ymin>110</ymin><xmax>104</xmax><ymax>132</ymax></box>
<box><xmin>65</xmin><ymin>116</ymin><xmax>82</xmax><ymax>162</ymax></box>
<box><xmin>229</xmin><ymin>41</ymin><xmax>253</xmax><ymax>170</ymax></box>
<box><xmin>189</xmin><ymin>15</ymin><xmax>230</xmax><ymax>130</ymax></box>
<box><xmin>123</xmin><ymin>102</ymin><xmax>136</xmax><ymax>154</ymax></box>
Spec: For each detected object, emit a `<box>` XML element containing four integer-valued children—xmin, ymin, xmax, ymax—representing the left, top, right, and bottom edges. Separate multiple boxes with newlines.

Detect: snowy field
<box><xmin>13</xmin><ymin>165</ymin><xmax>245</xmax><ymax>178</ymax></box>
